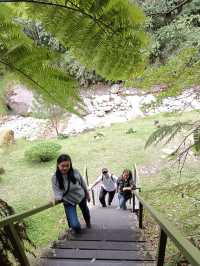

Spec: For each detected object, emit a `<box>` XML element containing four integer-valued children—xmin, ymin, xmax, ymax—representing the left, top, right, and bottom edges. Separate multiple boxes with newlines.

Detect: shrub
<box><xmin>0</xmin><ymin>168</ymin><xmax>5</xmax><ymax>175</ymax></box>
<box><xmin>57</xmin><ymin>133</ymin><xmax>69</xmax><ymax>140</ymax></box>
<box><xmin>25</xmin><ymin>142</ymin><xmax>62</xmax><ymax>162</ymax></box>
<box><xmin>126</xmin><ymin>128</ymin><xmax>137</xmax><ymax>134</ymax></box>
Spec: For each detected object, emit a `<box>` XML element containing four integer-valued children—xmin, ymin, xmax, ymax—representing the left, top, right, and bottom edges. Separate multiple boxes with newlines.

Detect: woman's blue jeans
<box><xmin>118</xmin><ymin>193</ymin><xmax>128</xmax><ymax>210</ymax></box>
<box><xmin>63</xmin><ymin>197</ymin><xmax>90</xmax><ymax>233</ymax></box>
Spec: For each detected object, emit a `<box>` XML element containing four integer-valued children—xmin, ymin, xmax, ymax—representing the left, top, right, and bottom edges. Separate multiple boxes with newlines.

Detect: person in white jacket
<box><xmin>90</xmin><ymin>168</ymin><xmax>118</xmax><ymax>207</ymax></box>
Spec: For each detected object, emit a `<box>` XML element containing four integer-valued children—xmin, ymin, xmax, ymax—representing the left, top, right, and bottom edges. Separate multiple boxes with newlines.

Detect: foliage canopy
<box><xmin>0</xmin><ymin>1</ymin><xmax>149</xmax><ymax>112</ymax></box>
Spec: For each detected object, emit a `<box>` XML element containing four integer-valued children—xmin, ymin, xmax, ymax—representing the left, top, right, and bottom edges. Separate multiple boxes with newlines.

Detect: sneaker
<box><xmin>86</xmin><ymin>223</ymin><xmax>92</xmax><ymax>229</ymax></box>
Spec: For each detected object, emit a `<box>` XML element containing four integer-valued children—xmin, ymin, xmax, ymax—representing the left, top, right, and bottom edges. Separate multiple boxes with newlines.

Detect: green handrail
<box><xmin>0</xmin><ymin>201</ymin><xmax>61</xmax><ymax>266</ymax></box>
<box><xmin>0</xmin><ymin>201</ymin><xmax>60</xmax><ymax>228</ymax></box>
<box><xmin>134</xmin><ymin>191</ymin><xmax>200</xmax><ymax>266</ymax></box>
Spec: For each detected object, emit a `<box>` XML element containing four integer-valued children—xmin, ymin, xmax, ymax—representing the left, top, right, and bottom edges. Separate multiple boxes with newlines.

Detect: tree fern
<box><xmin>0</xmin><ymin>4</ymin><xmax>83</xmax><ymax>113</ymax></box>
<box><xmin>145</xmin><ymin>121</ymin><xmax>192</xmax><ymax>149</ymax></box>
<box><xmin>18</xmin><ymin>0</ymin><xmax>149</xmax><ymax>80</ymax></box>
<box><xmin>0</xmin><ymin>1</ymin><xmax>149</xmax><ymax>112</ymax></box>
<box><xmin>145</xmin><ymin>120</ymin><xmax>200</xmax><ymax>171</ymax></box>
<box><xmin>193</xmin><ymin>127</ymin><xmax>200</xmax><ymax>152</ymax></box>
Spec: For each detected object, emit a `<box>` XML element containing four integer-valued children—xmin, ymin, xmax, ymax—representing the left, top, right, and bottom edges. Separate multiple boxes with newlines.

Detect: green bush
<box><xmin>25</xmin><ymin>142</ymin><xmax>62</xmax><ymax>162</ymax></box>
<box><xmin>0</xmin><ymin>167</ymin><xmax>5</xmax><ymax>175</ymax></box>
<box><xmin>57</xmin><ymin>133</ymin><xmax>69</xmax><ymax>140</ymax></box>
<box><xmin>125</xmin><ymin>128</ymin><xmax>137</xmax><ymax>134</ymax></box>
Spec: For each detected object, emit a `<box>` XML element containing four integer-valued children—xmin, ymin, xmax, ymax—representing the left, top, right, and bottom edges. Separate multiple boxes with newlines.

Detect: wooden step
<box><xmin>53</xmin><ymin>240</ymin><xmax>152</xmax><ymax>251</ymax></box>
<box><xmin>67</xmin><ymin>229</ymin><xmax>144</xmax><ymax>242</ymax></box>
<box><xmin>42</xmin><ymin>249</ymin><xmax>154</xmax><ymax>261</ymax></box>
<box><xmin>40</xmin><ymin>259</ymin><xmax>156</xmax><ymax>266</ymax></box>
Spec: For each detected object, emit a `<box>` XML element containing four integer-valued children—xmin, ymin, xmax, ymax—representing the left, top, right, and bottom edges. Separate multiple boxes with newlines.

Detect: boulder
<box><xmin>114</xmin><ymin>97</ymin><xmax>122</xmax><ymax>106</ymax></box>
<box><xmin>110</xmin><ymin>84</ymin><xmax>121</xmax><ymax>94</ymax></box>
<box><xmin>0</xmin><ymin>129</ymin><xmax>14</xmax><ymax>145</ymax></box>
<box><xmin>7</xmin><ymin>85</ymin><xmax>34</xmax><ymax>115</ymax></box>
<box><xmin>140</xmin><ymin>94</ymin><xmax>156</xmax><ymax>105</ymax></box>
<box><xmin>0</xmin><ymin>116</ymin><xmax>47</xmax><ymax>140</ymax></box>
<box><xmin>96</xmin><ymin>111</ymin><xmax>105</xmax><ymax>117</ymax></box>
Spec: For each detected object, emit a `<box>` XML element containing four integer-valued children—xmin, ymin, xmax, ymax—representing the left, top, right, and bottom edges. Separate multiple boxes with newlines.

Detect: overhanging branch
<box><xmin>0</xmin><ymin>0</ymin><xmax>112</xmax><ymax>34</ymax></box>
<box><xmin>0</xmin><ymin>59</ymin><xmax>66</xmax><ymax>106</ymax></box>
<box><xmin>147</xmin><ymin>0</ymin><xmax>193</xmax><ymax>17</ymax></box>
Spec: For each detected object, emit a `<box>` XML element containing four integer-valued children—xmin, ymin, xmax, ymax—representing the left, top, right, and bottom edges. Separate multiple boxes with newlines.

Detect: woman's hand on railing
<box><xmin>123</xmin><ymin>187</ymin><xmax>132</xmax><ymax>191</ymax></box>
<box><xmin>49</xmin><ymin>198</ymin><xmax>62</xmax><ymax>206</ymax></box>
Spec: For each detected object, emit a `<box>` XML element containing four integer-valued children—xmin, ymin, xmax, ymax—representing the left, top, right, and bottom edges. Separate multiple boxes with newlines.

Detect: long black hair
<box><xmin>56</xmin><ymin>154</ymin><xmax>77</xmax><ymax>190</ymax></box>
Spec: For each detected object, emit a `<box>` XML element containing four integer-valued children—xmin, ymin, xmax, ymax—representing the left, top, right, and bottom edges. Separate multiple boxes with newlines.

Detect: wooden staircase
<box><xmin>39</xmin><ymin>206</ymin><xmax>155</xmax><ymax>266</ymax></box>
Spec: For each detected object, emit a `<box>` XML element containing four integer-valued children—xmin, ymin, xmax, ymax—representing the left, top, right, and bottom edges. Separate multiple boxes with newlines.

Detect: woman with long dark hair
<box><xmin>117</xmin><ymin>169</ymin><xmax>135</xmax><ymax>210</ymax></box>
<box><xmin>52</xmin><ymin>154</ymin><xmax>91</xmax><ymax>233</ymax></box>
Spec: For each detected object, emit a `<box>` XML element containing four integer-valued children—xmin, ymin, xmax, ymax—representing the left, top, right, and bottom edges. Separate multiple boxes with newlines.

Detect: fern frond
<box><xmin>145</xmin><ymin>122</ymin><xmax>192</xmax><ymax>149</ymax></box>
<box><xmin>0</xmin><ymin>4</ymin><xmax>84</xmax><ymax>113</ymax></box>
<box><xmin>23</xmin><ymin>0</ymin><xmax>150</xmax><ymax>80</ymax></box>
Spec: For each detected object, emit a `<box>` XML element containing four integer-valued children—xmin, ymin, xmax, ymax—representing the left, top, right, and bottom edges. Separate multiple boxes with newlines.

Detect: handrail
<box><xmin>0</xmin><ymin>201</ymin><xmax>61</xmax><ymax>228</ymax></box>
<box><xmin>134</xmin><ymin>192</ymin><xmax>200</xmax><ymax>266</ymax></box>
<box><xmin>0</xmin><ymin>201</ymin><xmax>61</xmax><ymax>266</ymax></box>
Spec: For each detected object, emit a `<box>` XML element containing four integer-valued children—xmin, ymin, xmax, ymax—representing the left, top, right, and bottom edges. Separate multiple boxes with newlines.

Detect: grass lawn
<box><xmin>0</xmin><ymin>110</ymin><xmax>199</xmax><ymax>263</ymax></box>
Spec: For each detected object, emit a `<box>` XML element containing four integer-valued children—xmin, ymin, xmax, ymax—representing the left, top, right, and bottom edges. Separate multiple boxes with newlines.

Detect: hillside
<box><xmin>0</xmin><ymin>110</ymin><xmax>199</xmax><ymax>264</ymax></box>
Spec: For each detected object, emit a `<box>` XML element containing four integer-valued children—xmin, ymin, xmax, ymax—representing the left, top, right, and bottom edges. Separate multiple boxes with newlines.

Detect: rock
<box><xmin>7</xmin><ymin>85</ymin><xmax>34</xmax><ymax>115</ymax></box>
<box><xmin>96</xmin><ymin>111</ymin><xmax>105</xmax><ymax>117</ymax></box>
<box><xmin>140</xmin><ymin>94</ymin><xmax>156</xmax><ymax>105</ymax></box>
<box><xmin>83</xmin><ymin>98</ymin><xmax>94</xmax><ymax>113</ymax></box>
<box><xmin>191</xmin><ymin>100</ymin><xmax>200</xmax><ymax>109</ymax></box>
<box><xmin>126</xmin><ymin>109</ymin><xmax>144</xmax><ymax>120</ymax></box>
<box><xmin>114</xmin><ymin>97</ymin><xmax>122</xmax><ymax>106</ymax></box>
<box><xmin>0</xmin><ymin>116</ymin><xmax>47</xmax><ymax>140</ymax></box>
<box><xmin>110</xmin><ymin>84</ymin><xmax>121</xmax><ymax>94</ymax></box>
<box><xmin>104</xmin><ymin>113</ymin><xmax>127</xmax><ymax>124</ymax></box>
<box><xmin>126</xmin><ymin>96</ymin><xmax>144</xmax><ymax>118</ymax></box>
<box><xmin>0</xmin><ymin>129</ymin><xmax>14</xmax><ymax>145</ymax></box>
<box><xmin>94</xmin><ymin>95</ymin><xmax>110</xmax><ymax>105</ymax></box>
<box><xmin>94</xmin><ymin>132</ymin><xmax>105</xmax><ymax>139</ymax></box>
<box><xmin>102</xmin><ymin>105</ymin><xmax>113</xmax><ymax>113</ymax></box>
<box><xmin>162</xmin><ymin>148</ymin><xmax>175</xmax><ymax>155</ymax></box>
<box><xmin>63</xmin><ymin>115</ymin><xmax>87</xmax><ymax>134</ymax></box>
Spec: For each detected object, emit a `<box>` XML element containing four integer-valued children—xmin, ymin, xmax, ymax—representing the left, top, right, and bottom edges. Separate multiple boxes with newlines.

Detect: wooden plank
<box><xmin>157</xmin><ymin>229</ymin><xmax>168</xmax><ymax>266</ymax></box>
<box><xmin>40</xmin><ymin>259</ymin><xmax>156</xmax><ymax>266</ymax></box>
<box><xmin>70</xmin><ymin>229</ymin><xmax>144</xmax><ymax>242</ymax></box>
<box><xmin>42</xmin><ymin>249</ymin><xmax>154</xmax><ymax>261</ymax></box>
<box><xmin>53</xmin><ymin>240</ymin><xmax>152</xmax><ymax>251</ymax></box>
<box><xmin>89</xmin><ymin>207</ymin><xmax>138</xmax><ymax>230</ymax></box>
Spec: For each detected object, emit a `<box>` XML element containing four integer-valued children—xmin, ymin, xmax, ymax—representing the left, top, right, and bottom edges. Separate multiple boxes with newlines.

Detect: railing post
<box><xmin>139</xmin><ymin>202</ymin><xmax>143</xmax><ymax>229</ymax></box>
<box><xmin>132</xmin><ymin>192</ymin><xmax>136</xmax><ymax>213</ymax></box>
<box><xmin>5</xmin><ymin>224</ymin><xmax>30</xmax><ymax>266</ymax></box>
<box><xmin>84</xmin><ymin>165</ymin><xmax>89</xmax><ymax>186</ymax></box>
<box><xmin>91</xmin><ymin>189</ymin><xmax>95</xmax><ymax>206</ymax></box>
<box><xmin>157</xmin><ymin>228</ymin><xmax>168</xmax><ymax>266</ymax></box>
